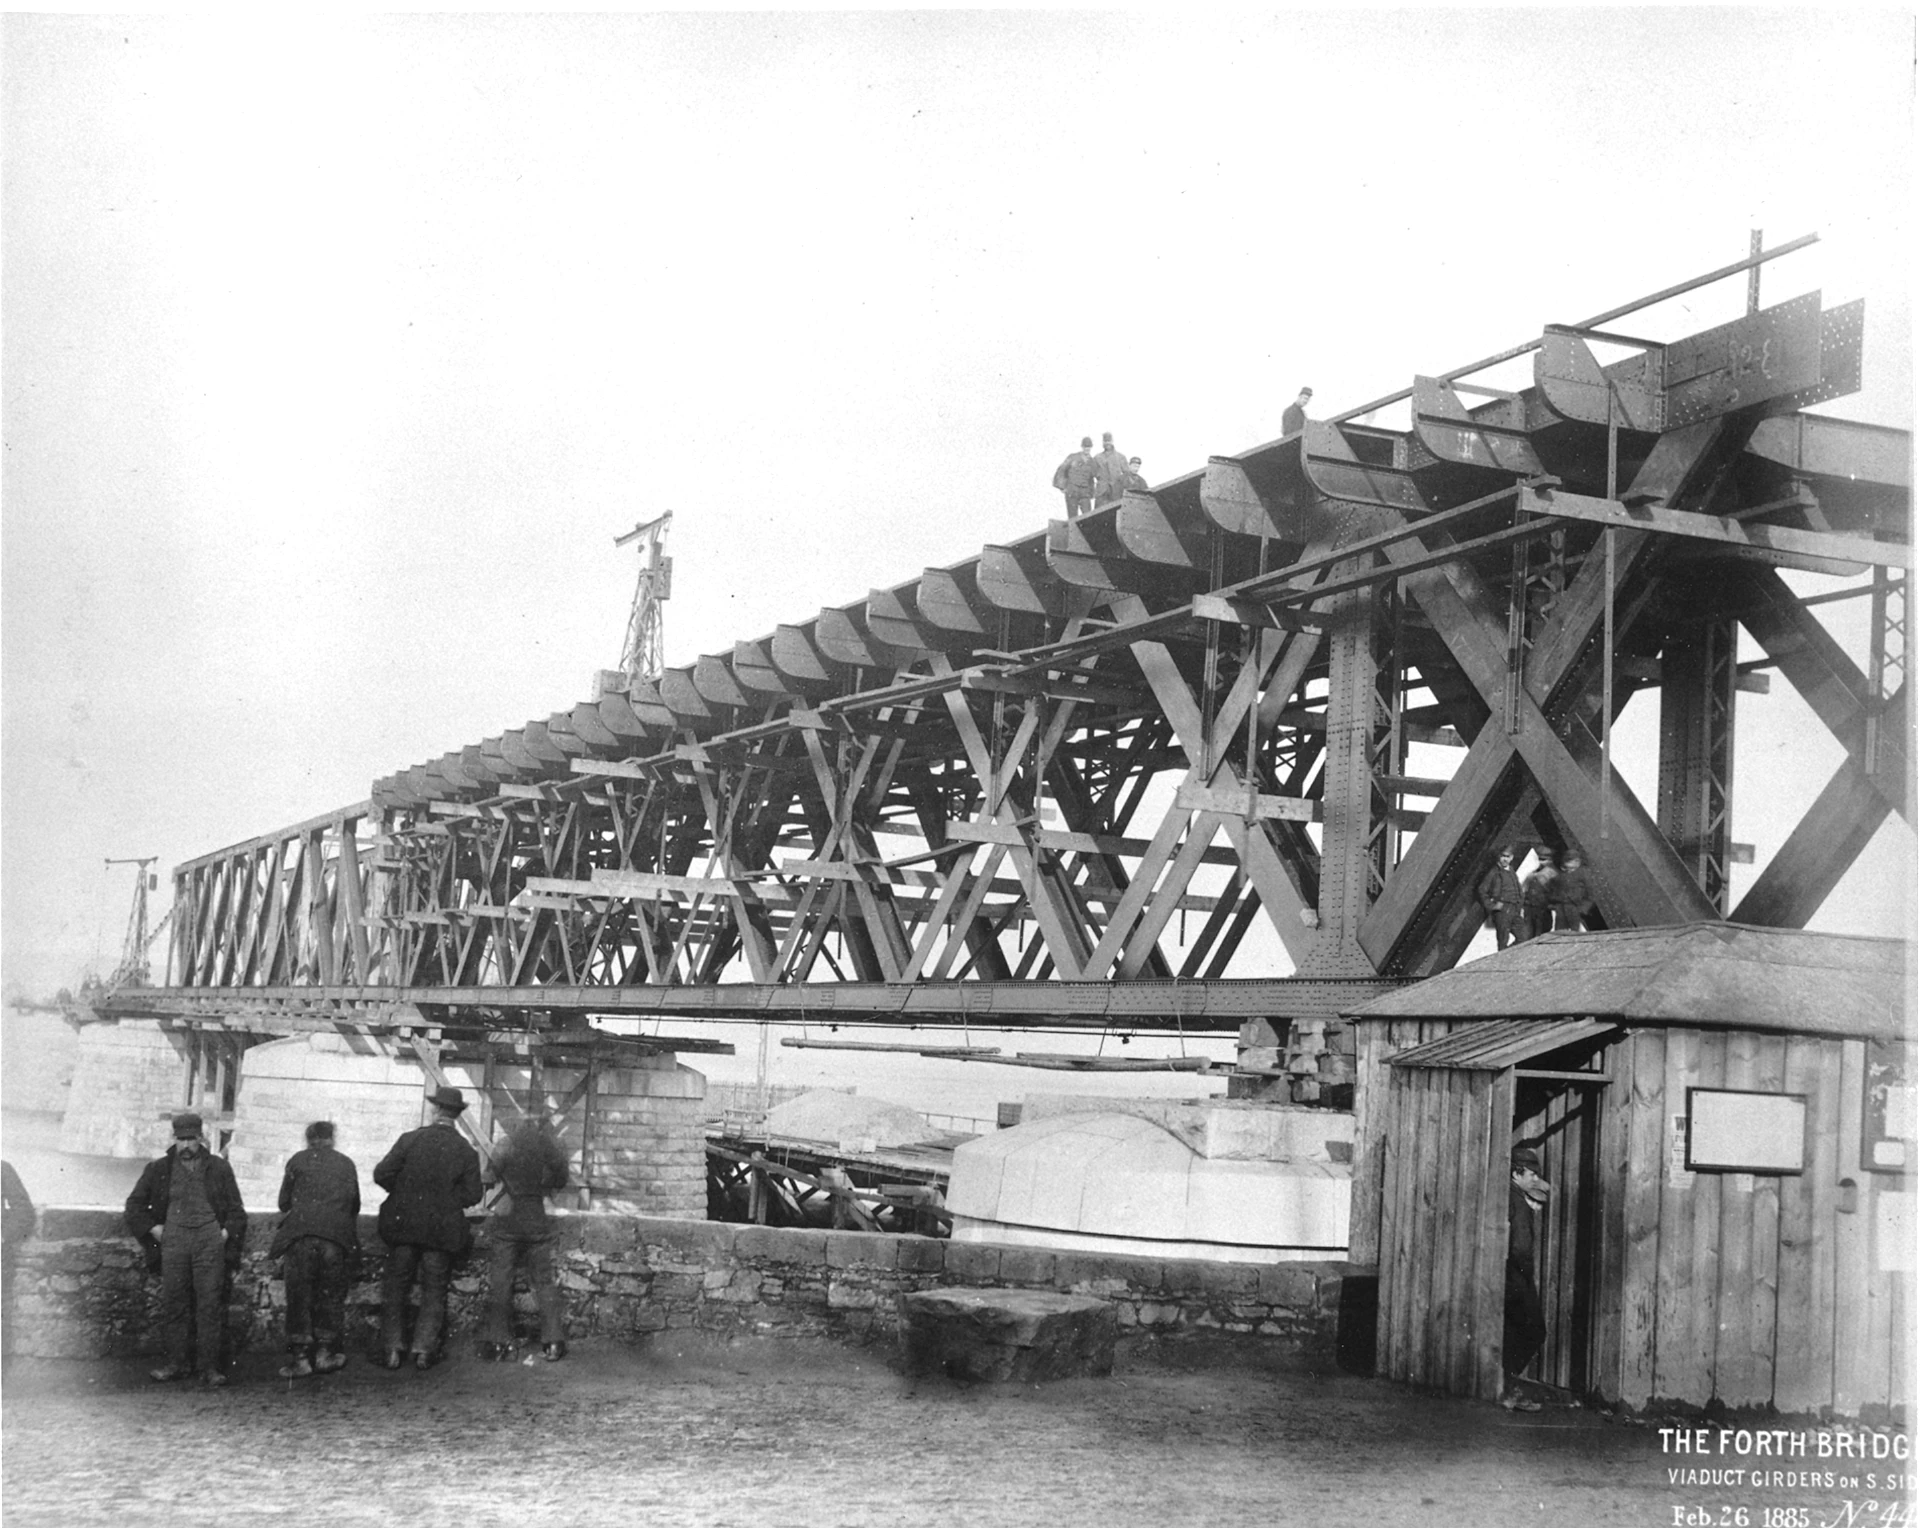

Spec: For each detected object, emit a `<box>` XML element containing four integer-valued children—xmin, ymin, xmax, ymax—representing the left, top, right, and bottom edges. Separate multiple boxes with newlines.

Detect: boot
<box><xmin>278</xmin><ymin>1352</ymin><xmax>314</xmax><ymax>1379</ymax></box>
<box><xmin>312</xmin><ymin>1349</ymin><xmax>346</xmax><ymax>1374</ymax></box>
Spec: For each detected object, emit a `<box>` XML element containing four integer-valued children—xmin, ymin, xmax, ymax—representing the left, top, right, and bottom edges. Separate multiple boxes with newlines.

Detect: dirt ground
<box><xmin>0</xmin><ymin>1334</ymin><xmax>1882</xmax><ymax>1528</ymax></box>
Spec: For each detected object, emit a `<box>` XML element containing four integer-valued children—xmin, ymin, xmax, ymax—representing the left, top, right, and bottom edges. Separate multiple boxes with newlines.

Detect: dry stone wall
<box><xmin>5</xmin><ymin>1208</ymin><xmax>1344</xmax><ymax>1361</ymax></box>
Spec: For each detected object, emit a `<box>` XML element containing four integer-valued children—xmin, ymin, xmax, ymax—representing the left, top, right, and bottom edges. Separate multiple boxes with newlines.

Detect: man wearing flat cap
<box><xmin>124</xmin><ymin>1111</ymin><xmax>249</xmax><ymax>1387</ymax></box>
<box><xmin>1051</xmin><ymin>436</ymin><xmax>1098</xmax><ymax>521</ymax></box>
<box><xmin>1502</xmin><ymin>1143</ymin><xmax>1551</xmax><ymax>1410</ymax></box>
<box><xmin>1282</xmin><ymin>386</ymin><xmax>1313</xmax><ymax>438</ymax></box>
<box><xmin>373</xmin><ymin>1084</ymin><xmax>483</xmax><ymax>1371</ymax></box>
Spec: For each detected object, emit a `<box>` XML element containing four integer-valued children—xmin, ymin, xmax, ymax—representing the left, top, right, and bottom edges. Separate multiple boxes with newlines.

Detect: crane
<box><xmin>614</xmin><ymin>511</ymin><xmax>674</xmax><ymax>686</ymax></box>
<box><xmin>102</xmin><ymin>855</ymin><xmax>163</xmax><ymax>990</ymax></box>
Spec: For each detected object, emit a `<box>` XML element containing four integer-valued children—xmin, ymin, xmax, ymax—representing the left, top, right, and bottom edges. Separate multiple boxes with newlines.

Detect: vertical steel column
<box><xmin>1865</xmin><ymin>567</ymin><xmax>1907</xmax><ymax>777</ymax></box>
<box><xmin>1301</xmin><ymin>524</ymin><xmax>1381</xmax><ymax>978</ymax></box>
<box><xmin>1656</xmin><ymin>621</ymin><xmax>1738</xmax><ymax>912</ymax></box>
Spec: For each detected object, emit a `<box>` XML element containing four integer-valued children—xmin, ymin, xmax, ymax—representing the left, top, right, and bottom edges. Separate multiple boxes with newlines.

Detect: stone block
<box><xmin>992</xmin><ymin>1247</ymin><xmax>1056</xmax><ymax>1288</ymax></box>
<box><xmin>898</xmin><ymin>1288</ymin><xmax>1116</xmax><ymax>1382</ymax></box>
<box><xmin>825</xmin><ymin>1232</ymin><xmax>898</xmax><ymax>1271</ymax></box>
<box><xmin>940</xmin><ymin>1241</ymin><xmax>1000</xmax><ymax>1284</ymax></box>
<box><xmin>893</xmin><ymin>1236</ymin><xmax>945</xmax><ymax>1275</ymax></box>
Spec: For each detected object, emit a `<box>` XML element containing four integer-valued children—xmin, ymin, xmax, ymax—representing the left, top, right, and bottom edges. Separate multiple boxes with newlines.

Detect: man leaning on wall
<box><xmin>124</xmin><ymin>1111</ymin><xmax>249</xmax><ymax>1388</ymax></box>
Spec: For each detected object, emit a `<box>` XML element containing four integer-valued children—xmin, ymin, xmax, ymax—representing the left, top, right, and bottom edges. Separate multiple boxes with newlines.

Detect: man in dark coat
<box><xmin>124</xmin><ymin>1111</ymin><xmax>249</xmax><ymax>1387</ymax></box>
<box><xmin>1520</xmin><ymin>849</ymin><xmax>1559</xmax><ymax>942</ymax></box>
<box><xmin>3</xmin><ymin>1159</ymin><xmax>34</xmax><ymax>1370</ymax></box>
<box><xmin>1051</xmin><ymin>437</ymin><xmax>1097</xmax><ymax>520</ymax></box>
<box><xmin>1476</xmin><ymin>845</ymin><xmax>1523</xmax><ymax>950</ymax></box>
<box><xmin>476</xmin><ymin>1118</ymin><xmax>572</xmax><ymax>1363</ymax></box>
<box><xmin>1121</xmin><ymin>455</ymin><xmax>1149</xmax><ymax>492</ymax></box>
<box><xmin>1503</xmin><ymin>1144</ymin><xmax>1550</xmax><ymax>1410</ymax></box>
<box><xmin>1092</xmin><ymin>432</ymin><xmax>1129</xmax><ymax>504</ymax></box>
<box><xmin>1550</xmin><ymin>850</ymin><xmax>1595</xmax><ymax>932</ymax></box>
<box><xmin>271</xmin><ymin>1120</ymin><xmax>360</xmax><ymax>1378</ymax></box>
<box><xmin>373</xmin><ymin>1085</ymin><xmax>482</xmax><ymax>1370</ymax></box>
<box><xmin>1282</xmin><ymin>386</ymin><xmax>1313</xmax><ymax>437</ymax></box>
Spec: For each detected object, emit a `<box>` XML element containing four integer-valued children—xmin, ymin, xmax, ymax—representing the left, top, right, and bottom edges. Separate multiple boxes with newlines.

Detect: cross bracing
<box><xmin>131</xmin><ymin>241</ymin><xmax>1910</xmax><ymax>1073</ymax></box>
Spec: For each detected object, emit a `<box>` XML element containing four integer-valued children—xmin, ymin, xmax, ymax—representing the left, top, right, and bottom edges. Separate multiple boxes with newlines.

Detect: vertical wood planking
<box><xmin>1620</xmin><ymin>1028</ymin><xmax>1666</xmax><ymax>1408</ymax></box>
<box><xmin>1449</xmin><ymin>1071</ymin><xmax>1492</xmax><ymax>1397</ymax></box>
<box><xmin>1591</xmin><ymin>1038</ymin><xmax>1629</xmax><ymax>1403</ymax></box>
<box><xmin>1684</xmin><ymin>1030</ymin><xmax>1727</xmax><ymax>1406</ymax></box>
<box><xmin>1472</xmin><ymin>1069</ymin><xmax>1516</xmax><ymax>1402</ymax></box>
<box><xmin>1408</xmin><ymin>1072</ymin><xmax>1445</xmax><ymax>1388</ymax></box>
<box><xmin>1714</xmin><ymin>1029</ymin><xmax>1761</xmax><ymax>1405</ymax></box>
<box><xmin>1773</xmin><ymin>1036</ymin><xmax>1831</xmax><ymax>1413</ymax></box>
<box><xmin>1351</xmin><ymin>1023</ymin><xmax>1385</xmax><ymax>1267</ymax></box>
<box><xmin>1436</xmin><ymin>1067</ymin><xmax>1459</xmax><ymax>1389</ymax></box>
<box><xmin>1833</xmin><ymin>1039</ymin><xmax>1871</xmax><ymax>1413</ymax></box>
<box><xmin>1744</xmin><ymin>1034</ymin><xmax>1787</xmax><ymax>1408</ymax></box>
<box><xmin>1380</xmin><ymin>1077</ymin><xmax>1413</xmax><ymax>1382</ymax></box>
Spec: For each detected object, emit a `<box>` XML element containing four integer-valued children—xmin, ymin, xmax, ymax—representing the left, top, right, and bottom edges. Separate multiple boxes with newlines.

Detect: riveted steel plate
<box><xmin>1662</xmin><ymin>291</ymin><xmax>1824</xmax><ymax>426</ymax></box>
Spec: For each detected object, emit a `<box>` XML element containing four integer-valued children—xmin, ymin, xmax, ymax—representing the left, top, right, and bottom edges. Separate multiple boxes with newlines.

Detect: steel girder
<box><xmin>163</xmin><ymin>279</ymin><xmax>1910</xmax><ymax>1034</ymax></box>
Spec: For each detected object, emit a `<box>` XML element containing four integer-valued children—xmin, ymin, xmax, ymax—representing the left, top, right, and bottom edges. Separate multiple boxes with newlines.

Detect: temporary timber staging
<box><xmin>86</xmin><ymin>233</ymin><xmax>1910</xmax><ymax>1108</ymax></box>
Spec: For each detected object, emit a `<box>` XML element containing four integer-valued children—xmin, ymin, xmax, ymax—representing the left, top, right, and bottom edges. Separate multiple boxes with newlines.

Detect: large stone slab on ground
<box><xmin>898</xmin><ymin>1288</ymin><xmax>1116</xmax><ymax>1382</ymax></box>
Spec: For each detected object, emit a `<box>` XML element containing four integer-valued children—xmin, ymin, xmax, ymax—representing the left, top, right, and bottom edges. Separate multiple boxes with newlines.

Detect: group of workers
<box><xmin>1052</xmin><ymin>386</ymin><xmax>1315</xmax><ymax>522</ymax></box>
<box><xmin>120</xmin><ymin>1084</ymin><xmax>569</xmax><ymax>1388</ymax></box>
<box><xmin>1051</xmin><ymin>432</ymin><xmax>1147</xmax><ymax>519</ymax></box>
<box><xmin>1476</xmin><ymin>844</ymin><xmax>1595</xmax><ymax>950</ymax></box>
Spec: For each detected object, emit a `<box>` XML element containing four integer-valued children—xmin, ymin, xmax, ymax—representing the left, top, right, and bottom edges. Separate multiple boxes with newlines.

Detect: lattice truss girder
<box><xmin>169</xmin><ymin>279</ymin><xmax>1912</xmax><ymax>995</ymax></box>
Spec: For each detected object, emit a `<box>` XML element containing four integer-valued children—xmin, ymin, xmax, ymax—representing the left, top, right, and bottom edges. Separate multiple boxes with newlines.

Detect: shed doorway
<box><xmin>1511</xmin><ymin>1066</ymin><xmax>1607</xmax><ymax>1396</ymax></box>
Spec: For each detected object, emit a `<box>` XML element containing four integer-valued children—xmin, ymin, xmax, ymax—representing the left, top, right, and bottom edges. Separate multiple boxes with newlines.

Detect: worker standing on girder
<box><xmin>1550</xmin><ymin>851</ymin><xmax>1595</xmax><ymax>932</ymax></box>
<box><xmin>1122</xmin><ymin>456</ymin><xmax>1149</xmax><ymax>492</ymax></box>
<box><xmin>1476</xmin><ymin>845</ymin><xmax>1523</xmax><ymax>950</ymax></box>
<box><xmin>1282</xmin><ymin>386</ymin><xmax>1313</xmax><ymax>437</ymax></box>
<box><xmin>1093</xmin><ymin>432</ymin><xmax>1129</xmax><ymax>503</ymax></box>
<box><xmin>1520</xmin><ymin>850</ymin><xmax>1559</xmax><ymax>942</ymax></box>
<box><xmin>1052</xmin><ymin>436</ymin><xmax>1098</xmax><ymax>519</ymax></box>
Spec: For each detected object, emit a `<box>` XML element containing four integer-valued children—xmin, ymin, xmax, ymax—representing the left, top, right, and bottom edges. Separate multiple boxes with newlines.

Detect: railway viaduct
<box><xmin>83</xmin><ymin>235</ymin><xmax>1911</xmax><ymax>1140</ymax></box>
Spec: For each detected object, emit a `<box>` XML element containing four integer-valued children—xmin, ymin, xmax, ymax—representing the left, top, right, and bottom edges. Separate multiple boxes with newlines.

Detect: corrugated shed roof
<box><xmin>1345</xmin><ymin>924</ymin><xmax>1912</xmax><ymax>1041</ymax></box>
<box><xmin>1386</xmin><ymin>1018</ymin><xmax>1619</xmax><ymax>1071</ymax></box>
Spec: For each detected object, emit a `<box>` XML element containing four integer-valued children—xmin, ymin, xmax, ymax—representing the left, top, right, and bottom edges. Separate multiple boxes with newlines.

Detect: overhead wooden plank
<box><xmin>1173</xmin><ymin>781</ymin><xmax>1316</xmax><ymax>823</ymax></box>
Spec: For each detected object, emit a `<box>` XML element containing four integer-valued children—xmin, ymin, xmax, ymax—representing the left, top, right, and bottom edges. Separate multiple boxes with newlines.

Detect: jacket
<box><xmin>1477</xmin><ymin>866</ymin><xmax>1521</xmax><ymax>913</ymax></box>
<box><xmin>1550</xmin><ymin>868</ymin><xmax>1594</xmax><ymax>917</ymax></box>
<box><xmin>487</xmin><ymin>1125</ymin><xmax>571</xmax><ymax>1237</ymax></box>
<box><xmin>270</xmin><ymin>1144</ymin><xmax>362</xmax><ymax>1257</ymax></box>
<box><xmin>124</xmin><ymin>1146</ymin><xmax>249</xmax><ymax>1270</ymax></box>
<box><xmin>373</xmin><ymin>1121</ymin><xmax>482</xmax><ymax>1254</ymax></box>
<box><xmin>2</xmin><ymin>1160</ymin><xmax>34</xmax><ymax>1248</ymax></box>
<box><xmin>1093</xmin><ymin>448</ymin><xmax>1129</xmax><ymax>502</ymax></box>
<box><xmin>1052</xmin><ymin>451</ymin><xmax>1097</xmax><ymax>495</ymax></box>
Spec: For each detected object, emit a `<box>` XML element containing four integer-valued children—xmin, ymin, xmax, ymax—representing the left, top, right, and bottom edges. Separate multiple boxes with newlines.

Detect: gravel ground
<box><xmin>0</xmin><ymin>1335</ymin><xmax>1818</xmax><ymax>1528</ymax></box>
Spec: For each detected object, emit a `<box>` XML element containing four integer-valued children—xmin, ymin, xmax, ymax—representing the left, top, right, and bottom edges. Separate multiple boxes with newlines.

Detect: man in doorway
<box><xmin>1282</xmin><ymin>386</ymin><xmax>1313</xmax><ymax>437</ymax></box>
<box><xmin>1476</xmin><ymin>845</ymin><xmax>1523</xmax><ymax>950</ymax></box>
<box><xmin>1093</xmin><ymin>432</ymin><xmax>1129</xmax><ymax>503</ymax></box>
<box><xmin>1503</xmin><ymin>1144</ymin><xmax>1550</xmax><ymax>1411</ymax></box>
<box><xmin>374</xmin><ymin>1085</ymin><xmax>482</xmax><ymax>1371</ymax></box>
<box><xmin>1051</xmin><ymin>437</ymin><xmax>1098</xmax><ymax>520</ymax></box>
<box><xmin>271</xmin><ymin>1120</ymin><xmax>361</xmax><ymax>1378</ymax></box>
<box><xmin>125</xmin><ymin>1111</ymin><xmax>249</xmax><ymax>1387</ymax></box>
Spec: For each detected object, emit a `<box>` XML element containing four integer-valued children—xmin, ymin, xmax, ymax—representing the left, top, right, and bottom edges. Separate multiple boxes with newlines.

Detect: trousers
<box><xmin>160</xmin><ymin>1220</ymin><xmax>228</xmax><ymax>1374</ymax></box>
<box><xmin>380</xmin><ymin>1243</ymin><xmax>453</xmax><ymax>1357</ymax></box>
<box><xmin>283</xmin><ymin>1236</ymin><xmax>348</xmax><ymax>1354</ymax></box>
<box><xmin>479</xmin><ymin>1231</ymin><xmax>566</xmax><ymax>1346</ymax></box>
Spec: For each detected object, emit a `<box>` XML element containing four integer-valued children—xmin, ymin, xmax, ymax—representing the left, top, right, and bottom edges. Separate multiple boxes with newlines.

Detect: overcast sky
<box><xmin>3</xmin><ymin>9</ymin><xmax>1914</xmax><ymax>997</ymax></box>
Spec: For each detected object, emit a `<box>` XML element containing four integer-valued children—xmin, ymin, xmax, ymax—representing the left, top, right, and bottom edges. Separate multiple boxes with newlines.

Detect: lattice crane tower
<box><xmin>615</xmin><ymin>511</ymin><xmax>673</xmax><ymax>685</ymax></box>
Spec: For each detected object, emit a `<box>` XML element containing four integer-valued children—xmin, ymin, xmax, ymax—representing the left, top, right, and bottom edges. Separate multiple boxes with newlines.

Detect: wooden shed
<box><xmin>1345</xmin><ymin>924</ymin><xmax>1913</xmax><ymax>1415</ymax></box>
